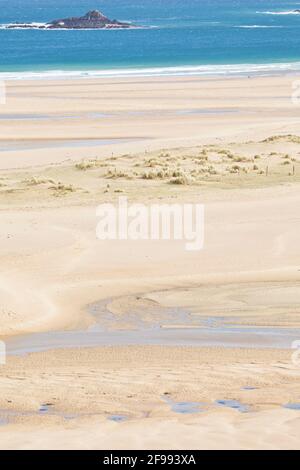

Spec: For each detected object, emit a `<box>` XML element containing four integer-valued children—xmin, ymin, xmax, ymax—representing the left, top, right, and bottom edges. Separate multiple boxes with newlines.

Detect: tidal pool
<box><xmin>163</xmin><ymin>396</ymin><xmax>204</xmax><ymax>414</ymax></box>
<box><xmin>283</xmin><ymin>403</ymin><xmax>300</xmax><ymax>411</ymax></box>
<box><xmin>216</xmin><ymin>399</ymin><xmax>250</xmax><ymax>413</ymax></box>
<box><xmin>108</xmin><ymin>415</ymin><xmax>128</xmax><ymax>422</ymax></box>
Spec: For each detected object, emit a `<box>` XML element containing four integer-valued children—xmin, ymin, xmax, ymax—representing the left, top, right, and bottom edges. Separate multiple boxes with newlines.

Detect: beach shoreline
<box><xmin>2</xmin><ymin>61</ymin><xmax>300</xmax><ymax>81</ymax></box>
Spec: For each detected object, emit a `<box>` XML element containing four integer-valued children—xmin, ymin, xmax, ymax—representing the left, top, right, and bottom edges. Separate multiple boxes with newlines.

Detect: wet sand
<box><xmin>1</xmin><ymin>74</ymin><xmax>300</xmax><ymax>169</ymax></box>
<box><xmin>6</xmin><ymin>296</ymin><xmax>300</xmax><ymax>355</ymax></box>
<box><xmin>0</xmin><ymin>346</ymin><xmax>300</xmax><ymax>450</ymax></box>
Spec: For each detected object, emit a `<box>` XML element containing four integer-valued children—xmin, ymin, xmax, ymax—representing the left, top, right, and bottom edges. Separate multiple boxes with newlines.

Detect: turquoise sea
<box><xmin>1</xmin><ymin>0</ymin><xmax>300</xmax><ymax>77</ymax></box>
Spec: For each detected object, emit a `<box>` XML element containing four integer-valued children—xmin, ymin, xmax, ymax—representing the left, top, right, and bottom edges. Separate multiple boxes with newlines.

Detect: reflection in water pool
<box><xmin>6</xmin><ymin>298</ymin><xmax>300</xmax><ymax>356</ymax></box>
<box><xmin>108</xmin><ymin>415</ymin><xmax>128</xmax><ymax>422</ymax></box>
<box><xmin>216</xmin><ymin>399</ymin><xmax>250</xmax><ymax>413</ymax></box>
<box><xmin>0</xmin><ymin>137</ymin><xmax>143</xmax><ymax>153</ymax></box>
<box><xmin>283</xmin><ymin>403</ymin><xmax>300</xmax><ymax>411</ymax></box>
<box><xmin>163</xmin><ymin>396</ymin><xmax>204</xmax><ymax>414</ymax></box>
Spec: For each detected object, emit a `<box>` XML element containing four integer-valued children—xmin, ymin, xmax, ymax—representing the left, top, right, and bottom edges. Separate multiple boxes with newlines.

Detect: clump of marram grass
<box><xmin>105</xmin><ymin>168</ymin><xmax>130</xmax><ymax>179</ymax></box>
<box><xmin>232</xmin><ymin>155</ymin><xmax>250</xmax><ymax>163</ymax></box>
<box><xmin>49</xmin><ymin>182</ymin><xmax>76</xmax><ymax>195</ymax></box>
<box><xmin>23</xmin><ymin>176</ymin><xmax>52</xmax><ymax>186</ymax></box>
<box><xmin>229</xmin><ymin>165</ymin><xmax>241</xmax><ymax>174</ymax></box>
<box><xmin>75</xmin><ymin>160</ymin><xmax>95</xmax><ymax>171</ymax></box>
<box><xmin>160</xmin><ymin>152</ymin><xmax>170</xmax><ymax>158</ymax></box>
<box><xmin>95</xmin><ymin>162</ymin><xmax>110</xmax><ymax>168</ymax></box>
<box><xmin>141</xmin><ymin>169</ymin><xmax>171</xmax><ymax>180</ymax></box>
<box><xmin>169</xmin><ymin>171</ymin><xmax>193</xmax><ymax>185</ymax></box>
<box><xmin>261</xmin><ymin>135</ymin><xmax>282</xmax><ymax>143</ymax></box>
<box><xmin>254</xmin><ymin>155</ymin><xmax>261</xmax><ymax>160</ymax></box>
<box><xmin>195</xmin><ymin>159</ymin><xmax>207</xmax><ymax>166</ymax></box>
<box><xmin>217</xmin><ymin>149</ymin><xmax>235</xmax><ymax>160</ymax></box>
<box><xmin>75</xmin><ymin>159</ymin><xmax>110</xmax><ymax>170</ymax></box>
<box><xmin>288</xmin><ymin>135</ymin><xmax>300</xmax><ymax>144</ymax></box>
<box><xmin>197</xmin><ymin>167</ymin><xmax>210</xmax><ymax>174</ymax></box>
<box><xmin>144</xmin><ymin>158</ymin><xmax>165</xmax><ymax>168</ymax></box>
<box><xmin>207</xmin><ymin>166</ymin><xmax>218</xmax><ymax>175</ymax></box>
<box><xmin>262</xmin><ymin>134</ymin><xmax>300</xmax><ymax>144</ymax></box>
<box><xmin>171</xmin><ymin>169</ymin><xmax>184</xmax><ymax>178</ymax></box>
<box><xmin>195</xmin><ymin>154</ymin><xmax>209</xmax><ymax>162</ymax></box>
<box><xmin>166</xmin><ymin>156</ymin><xmax>178</xmax><ymax>163</ymax></box>
<box><xmin>141</xmin><ymin>171</ymin><xmax>156</xmax><ymax>180</ymax></box>
<box><xmin>169</xmin><ymin>176</ymin><xmax>189</xmax><ymax>185</ymax></box>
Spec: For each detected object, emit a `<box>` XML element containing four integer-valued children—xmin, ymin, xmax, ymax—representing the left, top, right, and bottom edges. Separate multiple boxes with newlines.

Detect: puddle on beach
<box><xmin>163</xmin><ymin>397</ymin><xmax>204</xmax><ymax>414</ymax></box>
<box><xmin>0</xmin><ymin>108</ymin><xmax>238</xmax><ymax>122</ymax></box>
<box><xmin>0</xmin><ymin>113</ymin><xmax>94</xmax><ymax>121</ymax></box>
<box><xmin>108</xmin><ymin>415</ymin><xmax>128</xmax><ymax>422</ymax></box>
<box><xmin>39</xmin><ymin>404</ymin><xmax>54</xmax><ymax>414</ymax></box>
<box><xmin>215</xmin><ymin>400</ymin><xmax>250</xmax><ymax>413</ymax></box>
<box><xmin>176</xmin><ymin>108</ymin><xmax>239</xmax><ymax>116</ymax></box>
<box><xmin>0</xmin><ymin>112</ymin><xmax>113</xmax><ymax>121</ymax></box>
<box><xmin>241</xmin><ymin>386</ymin><xmax>257</xmax><ymax>391</ymax></box>
<box><xmin>0</xmin><ymin>137</ymin><xmax>142</xmax><ymax>153</ymax></box>
<box><xmin>283</xmin><ymin>403</ymin><xmax>300</xmax><ymax>411</ymax></box>
<box><xmin>38</xmin><ymin>405</ymin><xmax>81</xmax><ymax>420</ymax></box>
<box><xmin>164</xmin><ymin>396</ymin><xmax>250</xmax><ymax>414</ymax></box>
<box><xmin>0</xmin><ymin>113</ymin><xmax>54</xmax><ymax>121</ymax></box>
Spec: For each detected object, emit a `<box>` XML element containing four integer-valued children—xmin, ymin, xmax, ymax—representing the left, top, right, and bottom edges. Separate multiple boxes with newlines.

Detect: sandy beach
<box><xmin>0</xmin><ymin>346</ymin><xmax>299</xmax><ymax>450</ymax></box>
<box><xmin>0</xmin><ymin>74</ymin><xmax>300</xmax><ymax>449</ymax></box>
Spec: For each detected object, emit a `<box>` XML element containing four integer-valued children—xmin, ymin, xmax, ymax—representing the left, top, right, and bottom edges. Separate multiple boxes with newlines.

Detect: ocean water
<box><xmin>1</xmin><ymin>0</ymin><xmax>300</xmax><ymax>77</ymax></box>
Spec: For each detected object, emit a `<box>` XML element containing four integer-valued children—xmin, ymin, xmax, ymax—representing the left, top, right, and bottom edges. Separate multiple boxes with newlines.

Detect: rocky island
<box><xmin>5</xmin><ymin>10</ymin><xmax>136</xmax><ymax>30</ymax></box>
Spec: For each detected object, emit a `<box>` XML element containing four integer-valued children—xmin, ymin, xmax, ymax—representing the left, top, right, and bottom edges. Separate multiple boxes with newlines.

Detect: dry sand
<box><xmin>0</xmin><ymin>74</ymin><xmax>300</xmax><ymax>449</ymax></box>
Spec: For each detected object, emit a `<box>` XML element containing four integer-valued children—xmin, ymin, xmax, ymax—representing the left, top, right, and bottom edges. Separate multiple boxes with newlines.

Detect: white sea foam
<box><xmin>2</xmin><ymin>62</ymin><xmax>300</xmax><ymax>81</ymax></box>
<box><xmin>236</xmin><ymin>25</ymin><xmax>283</xmax><ymax>29</ymax></box>
<box><xmin>257</xmin><ymin>10</ymin><xmax>300</xmax><ymax>15</ymax></box>
<box><xmin>0</xmin><ymin>22</ymin><xmax>144</xmax><ymax>31</ymax></box>
<box><xmin>0</xmin><ymin>22</ymin><xmax>49</xmax><ymax>29</ymax></box>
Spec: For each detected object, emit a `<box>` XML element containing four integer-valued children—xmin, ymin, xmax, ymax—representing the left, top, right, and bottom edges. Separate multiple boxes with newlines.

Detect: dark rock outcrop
<box><xmin>6</xmin><ymin>10</ymin><xmax>136</xmax><ymax>30</ymax></box>
<box><xmin>48</xmin><ymin>10</ymin><xmax>133</xmax><ymax>29</ymax></box>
